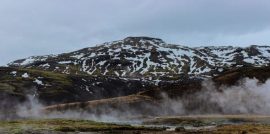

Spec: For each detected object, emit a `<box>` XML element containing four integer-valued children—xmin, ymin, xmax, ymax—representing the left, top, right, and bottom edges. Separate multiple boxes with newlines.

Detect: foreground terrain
<box><xmin>1</xmin><ymin>37</ymin><xmax>270</xmax><ymax>133</ymax></box>
<box><xmin>2</xmin><ymin>116</ymin><xmax>270</xmax><ymax>134</ymax></box>
<box><xmin>0</xmin><ymin>119</ymin><xmax>164</xmax><ymax>134</ymax></box>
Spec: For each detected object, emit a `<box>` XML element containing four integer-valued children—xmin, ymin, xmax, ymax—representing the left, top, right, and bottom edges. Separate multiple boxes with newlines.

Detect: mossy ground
<box><xmin>144</xmin><ymin>115</ymin><xmax>270</xmax><ymax>134</ymax></box>
<box><xmin>0</xmin><ymin>118</ymin><xmax>165</xmax><ymax>134</ymax></box>
<box><xmin>144</xmin><ymin>115</ymin><xmax>270</xmax><ymax>126</ymax></box>
<box><xmin>2</xmin><ymin>118</ymin><xmax>270</xmax><ymax>134</ymax></box>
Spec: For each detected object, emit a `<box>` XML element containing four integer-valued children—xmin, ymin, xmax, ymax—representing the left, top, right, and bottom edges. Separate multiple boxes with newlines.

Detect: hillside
<box><xmin>0</xmin><ymin>67</ymin><xmax>156</xmax><ymax>105</ymax></box>
<box><xmin>1</xmin><ymin>36</ymin><xmax>270</xmax><ymax>109</ymax></box>
<box><xmin>1</xmin><ymin>36</ymin><xmax>270</xmax><ymax>121</ymax></box>
<box><xmin>8</xmin><ymin>37</ymin><xmax>270</xmax><ymax>82</ymax></box>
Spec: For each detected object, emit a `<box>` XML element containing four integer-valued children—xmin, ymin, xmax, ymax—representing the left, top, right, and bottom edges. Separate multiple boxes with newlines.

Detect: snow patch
<box><xmin>33</xmin><ymin>79</ymin><xmax>44</xmax><ymax>85</ymax></box>
<box><xmin>58</xmin><ymin>61</ymin><xmax>72</xmax><ymax>64</ymax></box>
<box><xmin>10</xmin><ymin>71</ymin><xmax>17</xmax><ymax>76</ymax></box>
<box><xmin>22</xmin><ymin>73</ymin><xmax>29</xmax><ymax>78</ymax></box>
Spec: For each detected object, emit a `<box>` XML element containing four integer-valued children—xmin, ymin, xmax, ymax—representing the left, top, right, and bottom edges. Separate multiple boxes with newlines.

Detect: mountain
<box><xmin>2</xmin><ymin>36</ymin><xmax>270</xmax><ymax>107</ymax></box>
<box><xmin>8</xmin><ymin>37</ymin><xmax>270</xmax><ymax>82</ymax></box>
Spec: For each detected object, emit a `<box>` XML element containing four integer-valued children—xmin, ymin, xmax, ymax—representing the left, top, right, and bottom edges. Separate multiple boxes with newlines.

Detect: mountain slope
<box><xmin>2</xmin><ymin>37</ymin><xmax>270</xmax><ymax>117</ymax></box>
<box><xmin>3</xmin><ymin>37</ymin><xmax>270</xmax><ymax>104</ymax></box>
<box><xmin>0</xmin><ymin>67</ymin><xmax>155</xmax><ymax>105</ymax></box>
<box><xmin>9</xmin><ymin>37</ymin><xmax>270</xmax><ymax>82</ymax></box>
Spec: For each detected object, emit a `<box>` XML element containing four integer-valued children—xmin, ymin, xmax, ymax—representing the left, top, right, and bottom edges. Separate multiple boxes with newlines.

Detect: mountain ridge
<box><xmin>9</xmin><ymin>37</ymin><xmax>270</xmax><ymax>82</ymax></box>
<box><xmin>2</xmin><ymin>37</ymin><xmax>270</xmax><ymax>112</ymax></box>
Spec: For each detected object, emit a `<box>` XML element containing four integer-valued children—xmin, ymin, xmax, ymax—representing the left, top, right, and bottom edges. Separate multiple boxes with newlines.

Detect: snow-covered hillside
<box><xmin>9</xmin><ymin>37</ymin><xmax>270</xmax><ymax>80</ymax></box>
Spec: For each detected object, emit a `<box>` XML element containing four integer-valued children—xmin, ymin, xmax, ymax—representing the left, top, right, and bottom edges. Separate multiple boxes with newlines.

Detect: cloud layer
<box><xmin>1</xmin><ymin>0</ymin><xmax>270</xmax><ymax>65</ymax></box>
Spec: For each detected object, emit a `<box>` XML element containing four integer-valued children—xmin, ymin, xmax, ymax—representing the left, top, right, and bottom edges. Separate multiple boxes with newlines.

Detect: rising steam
<box><xmin>184</xmin><ymin>78</ymin><xmax>270</xmax><ymax>114</ymax></box>
<box><xmin>2</xmin><ymin>78</ymin><xmax>270</xmax><ymax>121</ymax></box>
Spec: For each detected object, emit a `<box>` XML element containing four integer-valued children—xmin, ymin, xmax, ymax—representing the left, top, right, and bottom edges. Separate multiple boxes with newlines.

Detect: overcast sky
<box><xmin>1</xmin><ymin>0</ymin><xmax>270</xmax><ymax>65</ymax></box>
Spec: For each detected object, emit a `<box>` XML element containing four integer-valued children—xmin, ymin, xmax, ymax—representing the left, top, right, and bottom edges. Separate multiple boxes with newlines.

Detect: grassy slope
<box><xmin>39</xmin><ymin>66</ymin><xmax>270</xmax><ymax>115</ymax></box>
<box><xmin>0</xmin><ymin>67</ymin><xmax>154</xmax><ymax>106</ymax></box>
<box><xmin>213</xmin><ymin>66</ymin><xmax>270</xmax><ymax>85</ymax></box>
<box><xmin>0</xmin><ymin>67</ymin><xmax>74</xmax><ymax>104</ymax></box>
<box><xmin>2</xmin><ymin>66</ymin><xmax>270</xmax><ymax>106</ymax></box>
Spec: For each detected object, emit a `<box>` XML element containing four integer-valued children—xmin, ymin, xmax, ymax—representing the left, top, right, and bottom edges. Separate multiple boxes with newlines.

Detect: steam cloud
<box><xmin>183</xmin><ymin>78</ymin><xmax>270</xmax><ymax>114</ymax></box>
<box><xmin>2</xmin><ymin>78</ymin><xmax>270</xmax><ymax>122</ymax></box>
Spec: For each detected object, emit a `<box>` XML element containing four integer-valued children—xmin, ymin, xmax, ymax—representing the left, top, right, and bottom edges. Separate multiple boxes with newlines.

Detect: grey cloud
<box><xmin>0</xmin><ymin>0</ymin><xmax>270</xmax><ymax>65</ymax></box>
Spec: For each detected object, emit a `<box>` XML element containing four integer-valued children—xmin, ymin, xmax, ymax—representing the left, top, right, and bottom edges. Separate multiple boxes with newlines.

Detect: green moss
<box><xmin>0</xmin><ymin>75</ymin><xmax>14</xmax><ymax>81</ymax></box>
<box><xmin>0</xmin><ymin>119</ymin><xmax>163</xmax><ymax>133</ymax></box>
<box><xmin>0</xmin><ymin>83</ymin><xmax>15</xmax><ymax>91</ymax></box>
<box><xmin>18</xmin><ymin>68</ymin><xmax>72</xmax><ymax>86</ymax></box>
<box><xmin>92</xmin><ymin>68</ymin><xmax>102</xmax><ymax>76</ymax></box>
